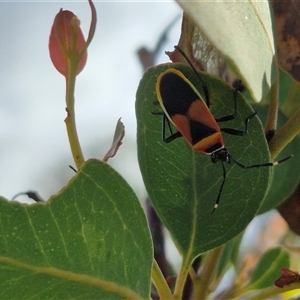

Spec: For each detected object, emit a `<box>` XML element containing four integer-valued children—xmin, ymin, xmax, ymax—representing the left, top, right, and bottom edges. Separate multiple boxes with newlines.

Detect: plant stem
<box><xmin>192</xmin><ymin>245</ymin><xmax>224</xmax><ymax>300</ymax></box>
<box><xmin>269</xmin><ymin>106</ymin><xmax>300</xmax><ymax>159</ymax></box>
<box><xmin>265</xmin><ymin>76</ymin><xmax>279</xmax><ymax>139</ymax></box>
<box><xmin>151</xmin><ymin>260</ymin><xmax>173</xmax><ymax>299</ymax></box>
<box><xmin>173</xmin><ymin>256</ymin><xmax>192</xmax><ymax>299</ymax></box>
<box><xmin>64</xmin><ymin>62</ymin><xmax>85</xmax><ymax>169</ymax></box>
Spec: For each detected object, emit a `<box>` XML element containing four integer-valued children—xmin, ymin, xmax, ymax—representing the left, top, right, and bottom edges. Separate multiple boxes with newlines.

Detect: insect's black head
<box><xmin>211</xmin><ymin>148</ymin><xmax>231</xmax><ymax>164</ymax></box>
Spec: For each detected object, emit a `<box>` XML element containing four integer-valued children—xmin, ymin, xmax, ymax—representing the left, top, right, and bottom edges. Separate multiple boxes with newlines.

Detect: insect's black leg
<box><xmin>152</xmin><ymin>112</ymin><xmax>163</xmax><ymax>116</ymax></box>
<box><xmin>202</xmin><ymin>82</ymin><xmax>210</xmax><ymax>108</ymax></box>
<box><xmin>211</xmin><ymin>161</ymin><xmax>227</xmax><ymax>215</ymax></box>
<box><xmin>174</xmin><ymin>45</ymin><xmax>210</xmax><ymax>107</ymax></box>
<box><xmin>162</xmin><ymin>113</ymin><xmax>182</xmax><ymax>143</ymax></box>
<box><xmin>151</xmin><ymin>100</ymin><xmax>164</xmax><ymax>115</ymax></box>
<box><xmin>215</xmin><ymin>80</ymin><xmax>242</xmax><ymax>123</ymax></box>
<box><xmin>231</xmin><ymin>154</ymin><xmax>293</xmax><ymax>169</ymax></box>
<box><xmin>211</xmin><ymin>154</ymin><xmax>292</xmax><ymax>214</ymax></box>
<box><xmin>220</xmin><ymin>111</ymin><xmax>257</xmax><ymax>136</ymax></box>
<box><xmin>152</xmin><ymin>109</ymin><xmax>182</xmax><ymax>143</ymax></box>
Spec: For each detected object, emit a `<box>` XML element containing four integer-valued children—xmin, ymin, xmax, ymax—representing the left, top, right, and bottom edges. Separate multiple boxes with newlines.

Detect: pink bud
<box><xmin>49</xmin><ymin>9</ymin><xmax>87</xmax><ymax>76</ymax></box>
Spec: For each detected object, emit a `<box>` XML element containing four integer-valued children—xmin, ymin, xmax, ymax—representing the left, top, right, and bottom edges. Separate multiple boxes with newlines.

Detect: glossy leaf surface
<box><xmin>246</xmin><ymin>247</ymin><xmax>290</xmax><ymax>290</ymax></box>
<box><xmin>0</xmin><ymin>159</ymin><xmax>152</xmax><ymax>299</ymax></box>
<box><xmin>136</xmin><ymin>63</ymin><xmax>271</xmax><ymax>257</ymax></box>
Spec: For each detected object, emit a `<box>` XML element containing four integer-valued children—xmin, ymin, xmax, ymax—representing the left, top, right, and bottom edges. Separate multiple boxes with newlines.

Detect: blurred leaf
<box><xmin>216</xmin><ymin>232</ymin><xmax>243</xmax><ymax>279</ymax></box>
<box><xmin>103</xmin><ymin>118</ymin><xmax>125</xmax><ymax>162</ymax></box>
<box><xmin>246</xmin><ymin>247</ymin><xmax>290</xmax><ymax>290</ymax></box>
<box><xmin>136</xmin><ymin>63</ymin><xmax>271</xmax><ymax>258</ymax></box>
<box><xmin>177</xmin><ymin>1</ymin><xmax>276</xmax><ymax>102</ymax></box>
<box><xmin>279</xmin><ymin>69</ymin><xmax>300</xmax><ymax>117</ymax></box>
<box><xmin>0</xmin><ymin>159</ymin><xmax>152</xmax><ymax>299</ymax></box>
<box><xmin>215</xmin><ymin>240</ymin><xmax>235</xmax><ymax>280</ymax></box>
<box><xmin>254</xmin><ymin>105</ymin><xmax>300</xmax><ymax>214</ymax></box>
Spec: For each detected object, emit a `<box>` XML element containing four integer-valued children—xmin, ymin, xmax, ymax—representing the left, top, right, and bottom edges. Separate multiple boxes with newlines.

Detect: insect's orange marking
<box><xmin>193</xmin><ymin>132</ymin><xmax>223</xmax><ymax>154</ymax></box>
<box><xmin>188</xmin><ymin>100</ymin><xmax>220</xmax><ymax>132</ymax></box>
<box><xmin>171</xmin><ymin>114</ymin><xmax>192</xmax><ymax>144</ymax></box>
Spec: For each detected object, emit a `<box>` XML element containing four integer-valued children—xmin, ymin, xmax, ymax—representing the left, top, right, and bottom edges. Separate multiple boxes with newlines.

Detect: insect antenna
<box><xmin>174</xmin><ymin>45</ymin><xmax>210</xmax><ymax>106</ymax></box>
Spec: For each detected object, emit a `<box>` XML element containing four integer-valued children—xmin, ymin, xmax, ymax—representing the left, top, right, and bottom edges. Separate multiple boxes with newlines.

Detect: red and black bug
<box><xmin>155</xmin><ymin>46</ymin><xmax>292</xmax><ymax>214</ymax></box>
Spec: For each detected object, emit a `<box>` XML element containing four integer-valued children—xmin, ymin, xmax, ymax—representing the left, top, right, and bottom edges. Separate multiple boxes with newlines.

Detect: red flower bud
<box><xmin>49</xmin><ymin>9</ymin><xmax>87</xmax><ymax>76</ymax></box>
<box><xmin>274</xmin><ymin>267</ymin><xmax>300</xmax><ymax>288</ymax></box>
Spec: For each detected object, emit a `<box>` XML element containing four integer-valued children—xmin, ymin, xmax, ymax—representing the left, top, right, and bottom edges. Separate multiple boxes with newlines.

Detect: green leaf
<box><xmin>279</xmin><ymin>68</ymin><xmax>300</xmax><ymax>117</ymax></box>
<box><xmin>215</xmin><ymin>240</ymin><xmax>235</xmax><ymax>280</ymax></box>
<box><xmin>246</xmin><ymin>247</ymin><xmax>290</xmax><ymax>291</ymax></box>
<box><xmin>216</xmin><ymin>232</ymin><xmax>243</xmax><ymax>279</ymax></box>
<box><xmin>136</xmin><ymin>63</ymin><xmax>271</xmax><ymax>259</ymax></box>
<box><xmin>0</xmin><ymin>159</ymin><xmax>152</xmax><ymax>299</ymax></box>
<box><xmin>178</xmin><ymin>0</ymin><xmax>276</xmax><ymax>102</ymax></box>
<box><xmin>254</xmin><ymin>105</ymin><xmax>300</xmax><ymax>214</ymax></box>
